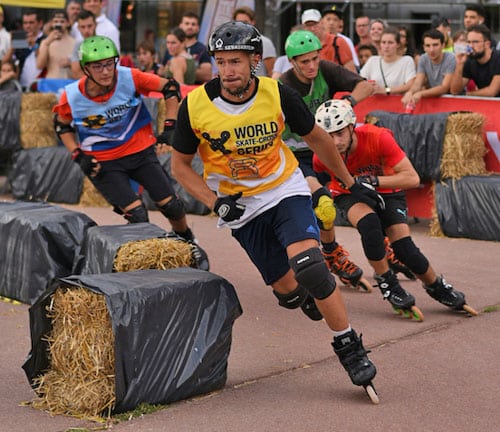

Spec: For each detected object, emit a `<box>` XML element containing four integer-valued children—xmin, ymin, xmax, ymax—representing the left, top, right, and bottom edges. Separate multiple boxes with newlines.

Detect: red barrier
<box><xmin>346</xmin><ymin>95</ymin><xmax>500</xmax><ymax>218</ymax></box>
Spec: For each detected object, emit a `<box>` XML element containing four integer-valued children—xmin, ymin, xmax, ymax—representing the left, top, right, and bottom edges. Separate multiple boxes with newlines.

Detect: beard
<box><xmin>469</xmin><ymin>50</ymin><xmax>485</xmax><ymax>60</ymax></box>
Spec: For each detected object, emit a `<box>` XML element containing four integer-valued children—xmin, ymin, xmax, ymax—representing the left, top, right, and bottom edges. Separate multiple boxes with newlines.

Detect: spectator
<box><xmin>0</xmin><ymin>59</ymin><xmax>22</xmax><ymax>92</ymax></box>
<box><xmin>162</xmin><ymin>27</ymin><xmax>196</xmax><ymax>85</ymax></box>
<box><xmin>401</xmin><ymin>29</ymin><xmax>456</xmax><ymax>107</ymax></box>
<box><xmin>431</xmin><ymin>17</ymin><xmax>453</xmax><ymax>52</ymax></box>
<box><xmin>4</xmin><ymin>9</ymin><xmax>46</xmax><ymax>90</ymax></box>
<box><xmin>357</xmin><ymin>43</ymin><xmax>377</xmax><ymax>68</ymax></box>
<box><xmin>36</xmin><ymin>10</ymin><xmax>75</xmax><ymax>79</ymax></box>
<box><xmin>74</xmin><ymin>0</ymin><xmax>120</xmax><ymax>53</ymax></box>
<box><xmin>0</xmin><ymin>6</ymin><xmax>11</xmax><ymax>61</ymax></box>
<box><xmin>271</xmin><ymin>24</ymin><xmax>302</xmax><ymax>80</ymax></box>
<box><xmin>369</xmin><ymin>18</ymin><xmax>387</xmax><ymax>54</ymax></box>
<box><xmin>360</xmin><ymin>27</ymin><xmax>416</xmax><ymax>95</ymax></box>
<box><xmin>321</xmin><ymin>5</ymin><xmax>359</xmax><ymax>70</ymax></box>
<box><xmin>301</xmin><ymin>9</ymin><xmax>356</xmax><ymax>73</ymax></box>
<box><xmin>70</xmin><ymin>9</ymin><xmax>96</xmax><ymax>79</ymax></box>
<box><xmin>232</xmin><ymin>6</ymin><xmax>277</xmax><ymax>77</ymax></box>
<box><xmin>66</xmin><ymin>0</ymin><xmax>82</xmax><ymax>39</ymax></box>
<box><xmin>136</xmin><ymin>40</ymin><xmax>162</xmax><ymax>75</ymax></box>
<box><xmin>354</xmin><ymin>15</ymin><xmax>372</xmax><ymax>49</ymax></box>
<box><xmin>397</xmin><ymin>25</ymin><xmax>417</xmax><ymax>58</ymax></box>
<box><xmin>162</xmin><ymin>12</ymin><xmax>212</xmax><ymax>84</ymax></box>
<box><xmin>463</xmin><ymin>4</ymin><xmax>487</xmax><ymax>29</ymax></box>
<box><xmin>450</xmin><ymin>24</ymin><xmax>500</xmax><ymax>97</ymax></box>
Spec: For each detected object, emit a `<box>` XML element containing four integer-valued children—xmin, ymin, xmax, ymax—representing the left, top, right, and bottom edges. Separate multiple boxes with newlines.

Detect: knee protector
<box><xmin>357</xmin><ymin>213</ymin><xmax>385</xmax><ymax>261</ymax></box>
<box><xmin>289</xmin><ymin>247</ymin><xmax>336</xmax><ymax>300</ymax></box>
<box><xmin>312</xmin><ymin>187</ymin><xmax>336</xmax><ymax>231</ymax></box>
<box><xmin>273</xmin><ymin>285</ymin><xmax>307</xmax><ymax>309</ymax></box>
<box><xmin>391</xmin><ymin>236</ymin><xmax>429</xmax><ymax>275</ymax></box>
<box><xmin>124</xmin><ymin>204</ymin><xmax>149</xmax><ymax>223</ymax></box>
<box><xmin>159</xmin><ymin>196</ymin><xmax>185</xmax><ymax>221</ymax></box>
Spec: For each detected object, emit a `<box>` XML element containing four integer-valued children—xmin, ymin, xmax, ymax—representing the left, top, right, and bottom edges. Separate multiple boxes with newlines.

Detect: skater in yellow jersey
<box><xmin>171</xmin><ymin>21</ymin><xmax>382</xmax><ymax>403</ymax></box>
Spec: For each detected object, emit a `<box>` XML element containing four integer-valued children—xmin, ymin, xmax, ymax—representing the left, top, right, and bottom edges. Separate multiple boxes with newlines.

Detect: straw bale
<box><xmin>20</xmin><ymin>93</ymin><xmax>58</xmax><ymax>149</ymax></box>
<box><xmin>32</xmin><ymin>287</ymin><xmax>115</xmax><ymax>419</ymax></box>
<box><xmin>79</xmin><ymin>177</ymin><xmax>111</xmax><ymax>207</ymax></box>
<box><xmin>441</xmin><ymin>112</ymin><xmax>487</xmax><ymax>179</ymax></box>
<box><xmin>429</xmin><ymin>183</ymin><xmax>445</xmax><ymax>238</ymax></box>
<box><xmin>157</xmin><ymin>97</ymin><xmax>166</xmax><ymax>133</ymax></box>
<box><xmin>114</xmin><ymin>237</ymin><xmax>193</xmax><ymax>272</ymax></box>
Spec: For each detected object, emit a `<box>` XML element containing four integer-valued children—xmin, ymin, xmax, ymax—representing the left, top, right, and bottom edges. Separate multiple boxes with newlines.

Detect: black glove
<box><xmin>156</xmin><ymin>119</ymin><xmax>176</xmax><ymax>145</ymax></box>
<box><xmin>356</xmin><ymin>174</ymin><xmax>379</xmax><ymax>187</ymax></box>
<box><xmin>214</xmin><ymin>192</ymin><xmax>246</xmax><ymax>222</ymax></box>
<box><xmin>71</xmin><ymin>148</ymin><xmax>98</xmax><ymax>176</ymax></box>
<box><xmin>349</xmin><ymin>181</ymin><xmax>385</xmax><ymax>210</ymax></box>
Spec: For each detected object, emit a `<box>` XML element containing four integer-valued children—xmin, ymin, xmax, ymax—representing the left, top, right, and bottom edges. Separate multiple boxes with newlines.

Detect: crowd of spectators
<box><xmin>0</xmin><ymin>2</ymin><xmax>498</xmax><ymax>97</ymax></box>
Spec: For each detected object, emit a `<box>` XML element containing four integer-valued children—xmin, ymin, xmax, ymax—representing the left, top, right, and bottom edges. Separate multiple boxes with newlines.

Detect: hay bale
<box><xmin>20</xmin><ymin>93</ymin><xmax>58</xmax><ymax>149</ymax></box>
<box><xmin>114</xmin><ymin>237</ymin><xmax>193</xmax><ymax>272</ymax></box>
<box><xmin>441</xmin><ymin>112</ymin><xmax>487</xmax><ymax>179</ymax></box>
<box><xmin>429</xmin><ymin>183</ymin><xmax>445</xmax><ymax>237</ymax></box>
<box><xmin>32</xmin><ymin>287</ymin><xmax>115</xmax><ymax>419</ymax></box>
<box><xmin>79</xmin><ymin>177</ymin><xmax>110</xmax><ymax>207</ymax></box>
<box><xmin>157</xmin><ymin>97</ymin><xmax>166</xmax><ymax>133</ymax></box>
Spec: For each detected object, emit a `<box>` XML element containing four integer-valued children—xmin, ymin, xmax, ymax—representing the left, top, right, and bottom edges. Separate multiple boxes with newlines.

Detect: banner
<box><xmin>1</xmin><ymin>0</ymin><xmax>64</xmax><ymax>8</ymax></box>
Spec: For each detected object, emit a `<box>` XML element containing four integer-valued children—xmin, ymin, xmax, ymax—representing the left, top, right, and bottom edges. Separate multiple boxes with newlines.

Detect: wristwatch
<box><xmin>385</xmin><ymin>87</ymin><xmax>391</xmax><ymax>95</ymax></box>
<box><xmin>341</xmin><ymin>94</ymin><xmax>357</xmax><ymax>107</ymax></box>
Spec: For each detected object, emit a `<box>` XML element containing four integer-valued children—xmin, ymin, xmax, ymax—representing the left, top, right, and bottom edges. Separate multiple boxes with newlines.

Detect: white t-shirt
<box><xmin>338</xmin><ymin>33</ymin><xmax>359</xmax><ymax>68</ymax></box>
<box><xmin>360</xmin><ymin>55</ymin><xmax>416</xmax><ymax>88</ymax></box>
<box><xmin>255</xmin><ymin>34</ymin><xmax>276</xmax><ymax>77</ymax></box>
<box><xmin>0</xmin><ymin>27</ymin><xmax>11</xmax><ymax>60</ymax></box>
<box><xmin>73</xmin><ymin>13</ymin><xmax>120</xmax><ymax>53</ymax></box>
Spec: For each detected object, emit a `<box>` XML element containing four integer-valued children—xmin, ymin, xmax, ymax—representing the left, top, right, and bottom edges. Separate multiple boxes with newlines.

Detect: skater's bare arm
<box><xmin>378</xmin><ymin>157</ymin><xmax>419</xmax><ymax>190</ymax></box>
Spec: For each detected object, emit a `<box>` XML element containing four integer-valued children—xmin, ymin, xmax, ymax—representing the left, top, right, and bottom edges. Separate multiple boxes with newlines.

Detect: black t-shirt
<box><xmin>463</xmin><ymin>49</ymin><xmax>500</xmax><ymax>94</ymax></box>
<box><xmin>173</xmin><ymin>77</ymin><xmax>315</xmax><ymax>154</ymax></box>
<box><xmin>279</xmin><ymin>60</ymin><xmax>364</xmax><ymax>98</ymax></box>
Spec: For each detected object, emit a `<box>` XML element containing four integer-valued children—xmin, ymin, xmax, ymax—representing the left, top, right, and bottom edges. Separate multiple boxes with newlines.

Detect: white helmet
<box><xmin>315</xmin><ymin>99</ymin><xmax>356</xmax><ymax>133</ymax></box>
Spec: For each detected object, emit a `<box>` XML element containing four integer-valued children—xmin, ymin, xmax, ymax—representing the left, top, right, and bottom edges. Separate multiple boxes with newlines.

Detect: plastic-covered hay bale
<box><xmin>441</xmin><ymin>112</ymin><xmax>487</xmax><ymax>179</ymax></box>
<box><xmin>20</xmin><ymin>93</ymin><xmax>58</xmax><ymax>148</ymax></box>
<box><xmin>24</xmin><ymin>269</ymin><xmax>242</xmax><ymax>415</ymax></box>
<box><xmin>31</xmin><ymin>287</ymin><xmax>115</xmax><ymax>419</ymax></box>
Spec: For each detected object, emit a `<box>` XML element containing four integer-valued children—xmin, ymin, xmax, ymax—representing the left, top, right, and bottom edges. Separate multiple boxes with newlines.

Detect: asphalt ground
<box><xmin>1</xmin><ymin>201</ymin><xmax>499</xmax><ymax>432</ymax></box>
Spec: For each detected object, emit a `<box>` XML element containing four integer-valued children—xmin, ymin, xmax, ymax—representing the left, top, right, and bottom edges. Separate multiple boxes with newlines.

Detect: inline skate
<box><xmin>423</xmin><ymin>276</ymin><xmax>478</xmax><ymax>316</ymax></box>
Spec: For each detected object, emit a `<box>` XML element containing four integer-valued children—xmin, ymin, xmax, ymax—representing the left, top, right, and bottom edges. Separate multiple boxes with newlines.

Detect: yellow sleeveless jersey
<box><xmin>187</xmin><ymin>78</ymin><xmax>299</xmax><ymax>196</ymax></box>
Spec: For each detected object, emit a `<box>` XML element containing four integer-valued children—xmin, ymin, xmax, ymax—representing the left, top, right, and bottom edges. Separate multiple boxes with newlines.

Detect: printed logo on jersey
<box><xmin>202</xmin><ymin>131</ymin><xmax>231</xmax><ymax>154</ymax></box>
<box><xmin>82</xmin><ymin>114</ymin><xmax>106</xmax><ymax>129</ymax></box>
<box><xmin>234</xmin><ymin>121</ymin><xmax>278</xmax><ymax>155</ymax></box>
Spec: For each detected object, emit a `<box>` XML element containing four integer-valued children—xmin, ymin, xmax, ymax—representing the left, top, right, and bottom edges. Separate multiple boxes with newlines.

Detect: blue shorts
<box><xmin>232</xmin><ymin>195</ymin><xmax>320</xmax><ymax>285</ymax></box>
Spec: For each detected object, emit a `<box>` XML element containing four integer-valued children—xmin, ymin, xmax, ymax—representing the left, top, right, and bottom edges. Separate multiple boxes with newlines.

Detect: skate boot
<box><xmin>423</xmin><ymin>276</ymin><xmax>478</xmax><ymax>316</ymax></box>
<box><xmin>322</xmin><ymin>244</ymin><xmax>372</xmax><ymax>292</ymax></box>
<box><xmin>188</xmin><ymin>240</ymin><xmax>210</xmax><ymax>271</ymax></box>
<box><xmin>332</xmin><ymin>329</ymin><xmax>379</xmax><ymax>404</ymax></box>
<box><xmin>384</xmin><ymin>237</ymin><xmax>416</xmax><ymax>280</ymax></box>
<box><xmin>374</xmin><ymin>269</ymin><xmax>424</xmax><ymax>321</ymax></box>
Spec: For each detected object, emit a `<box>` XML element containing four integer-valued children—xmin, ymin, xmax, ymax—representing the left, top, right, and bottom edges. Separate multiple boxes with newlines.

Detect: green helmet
<box><xmin>285</xmin><ymin>30</ymin><xmax>322</xmax><ymax>59</ymax></box>
<box><xmin>79</xmin><ymin>36</ymin><xmax>119</xmax><ymax>67</ymax></box>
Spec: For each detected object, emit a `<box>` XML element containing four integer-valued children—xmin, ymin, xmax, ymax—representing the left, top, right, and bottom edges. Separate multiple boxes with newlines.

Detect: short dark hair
<box><xmin>357</xmin><ymin>44</ymin><xmax>377</xmax><ymax>55</ymax></box>
<box><xmin>467</xmin><ymin>23</ymin><xmax>491</xmax><ymax>42</ymax></box>
<box><xmin>465</xmin><ymin>4</ymin><xmax>486</xmax><ymax>18</ymax></box>
<box><xmin>76</xmin><ymin>9</ymin><xmax>95</xmax><ymax>21</ymax></box>
<box><xmin>137</xmin><ymin>40</ymin><xmax>155</xmax><ymax>55</ymax></box>
<box><xmin>181</xmin><ymin>11</ymin><xmax>200</xmax><ymax>23</ymax></box>
<box><xmin>431</xmin><ymin>16</ymin><xmax>450</xmax><ymax>29</ymax></box>
<box><xmin>233</xmin><ymin>6</ymin><xmax>254</xmax><ymax>21</ymax></box>
<box><xmin>422</xmin><ymin>28</ymin><xmax>445</xmax><ymax>44</ymax></box>
<box><xmin>169</xmin><ymin>26</ymin><xmax>187</xmax><ymax>43</ymax></box>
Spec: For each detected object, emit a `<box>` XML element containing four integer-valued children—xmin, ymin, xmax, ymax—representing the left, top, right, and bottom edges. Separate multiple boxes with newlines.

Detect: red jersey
<box><xmin>53</xmin><ymin>68</ymin><xmax>161</xmax><ymax>161</ymax></box>
<box><xmin>313</xmin><ymin>124</ymin><xmax>406</xmax><ymax>196</ymax></box>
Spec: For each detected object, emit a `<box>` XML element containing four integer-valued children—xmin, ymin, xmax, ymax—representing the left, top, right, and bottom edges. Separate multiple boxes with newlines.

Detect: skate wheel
<box><xmin>462</xmin><ymin>304</ymin><xmax>478</xmax><ymax>316</ymax></box>
<box><xmin>357</xmin><ymin>277</ymin><xmax>372</xmax><ymax>293</ymax></box>
<box><xmin>410</xmin><ymin>305</ymin><xmax>424</xmax><ymax>321</ymax></box>
<box><xmin>364</xmin><ymin>384</ymin><xmax>380</xmax><ymax>404</ymax></box>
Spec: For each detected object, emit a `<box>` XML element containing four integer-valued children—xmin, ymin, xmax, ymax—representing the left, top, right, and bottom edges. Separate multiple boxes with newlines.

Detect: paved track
<box><xmin>1</xmin><ymin>202</ymin><xmax>499</xmax><ymax>432</ymax></box>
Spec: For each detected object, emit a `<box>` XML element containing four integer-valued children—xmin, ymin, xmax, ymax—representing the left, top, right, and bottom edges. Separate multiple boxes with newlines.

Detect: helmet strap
<box><xmin>342</xmin><ymin>126</ymin><xmax>355</xmax><ymax>164</ymax></box>
<box><xmin>83</xmin><ymin>62</ymin><xmax>117</xmax><ymax>96</ymax></box>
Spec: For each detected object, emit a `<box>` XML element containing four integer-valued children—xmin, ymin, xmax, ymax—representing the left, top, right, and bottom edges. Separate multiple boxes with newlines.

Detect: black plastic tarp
<box><xmin>367</xmin><ymin>111</ymin><xmax>450</xmax><ymax>182</ymax></box>
<box><xmin>73</xmin><ymin>222</ymin><xmax>169</xmax><ymax>274</ymax></box>
<box><xmin>23</xmin><ymin>268</ymin><xmax>243</xmax><ymax>413</ymax></box>
<box><xmin>9</xmin><ymin>146</ymin><xmax>84</xmax><ymax>204</ymax></box>
<box><xmin>0</xmin><ymin>201</ymin><xmax>96</xmax><ymax>303</ymax></box>
<box><xmin>0</xmin><ymin>89</ymin><xmax>21</xmax><ymax>152</ymax></box>
<box><xmin>435</xmin><ymin>175</ymin><xmax>500</xmax><ymax>241</ymax></box>
<box><xmin>143</xmin><ymin>152</ymin><xmax>211</xmax><ymax>216</ymax></box>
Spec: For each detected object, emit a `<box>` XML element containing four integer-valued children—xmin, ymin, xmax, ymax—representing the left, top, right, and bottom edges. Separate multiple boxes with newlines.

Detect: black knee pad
<box><xmin>273</xmin><ymin>285</ymin><xmax>307</xmax><ymax>309</ymax></box>
<box><xmin>124</xmin><ymin>204</ymin><xmax>149</xmax><ymax>223</ymax></box>
<box><xmin>289</xmin><ymin>247</ymin><xmax>336</xmax><ymax>300</ymax></box>
<box><xmin>357</xmin><ymin>213</ymin><xmax>386</xmax><ymax>261</ymax></box>
<box><xmin>159</xmin><ymin>196</ymin><xmax>185</xmax><ymax>221</ymax></box>
<box><xmin>391</xmin><ymin>236</ymin><xmax>429</xmax><ymax>275</ymax></box>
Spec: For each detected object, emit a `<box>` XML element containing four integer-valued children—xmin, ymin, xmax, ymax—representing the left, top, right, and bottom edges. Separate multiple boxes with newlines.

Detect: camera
<box><xmin>54</xmin><ymin>24</ymin><xmax>63</xmax><ymax>31</ymax></box>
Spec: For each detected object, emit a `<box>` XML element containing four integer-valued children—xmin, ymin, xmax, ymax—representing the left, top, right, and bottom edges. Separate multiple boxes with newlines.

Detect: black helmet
<box><xmin>208</xmin><ymin>21</ymin><xmax>263</xmax><ymax>56</ymax></box>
